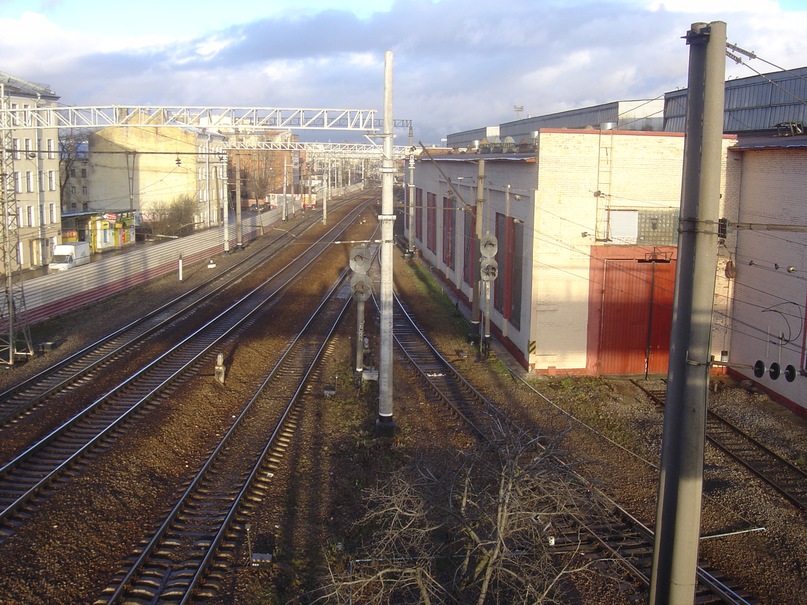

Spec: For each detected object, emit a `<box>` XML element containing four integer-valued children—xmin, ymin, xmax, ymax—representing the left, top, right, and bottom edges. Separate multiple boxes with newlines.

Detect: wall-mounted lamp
<box><xmin>513</xmin><ymin>218</ymin><xmax>524</xmax><ymax>224</ymax></box>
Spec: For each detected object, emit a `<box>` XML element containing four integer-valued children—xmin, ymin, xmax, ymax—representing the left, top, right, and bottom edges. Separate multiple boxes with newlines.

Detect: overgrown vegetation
<box><xmin>140</xmin><ymin>194</ymin><xmax>199</xmax><ymax>237</ymax></box>
<box><xmin>312</xmin><ymin>419</ymin><xmax>599</xmax><ymax>604</ymax></box>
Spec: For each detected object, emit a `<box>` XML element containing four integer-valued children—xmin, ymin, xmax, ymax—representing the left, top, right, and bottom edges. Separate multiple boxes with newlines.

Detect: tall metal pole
<box><xmin>469</xmin><ymin>159</ymin><xmax>485</xmax><ymax>342</ymax></box>
<box><xmin>235</xmin><ymin>152</ymin><xmax>243</xmax><ymax>249</ymax></box>
<box><xmin>407</xmin><ymin>126</ymin><xmax>415</xmax><ymax>256</ymax></box>
<box><xmin>283</xmin><ymin>156</ymin><xmax>289</xmax><ymax>221</ymax></box>
<box><xmin>650</xmin><ymin>21</ymin><xmax>726</xmax><ymax>605</ymax></box>
<box><xmin>205</xmin><ymin>136</ymin><xmax>211</xmax><ymax>227</ymax></box>
<box><xmin>377</xmin><ymin>50</ymin><xmax>396</xmax><ymax>433</ymax></box>
<box><xmin>322</xmin><ymin>157</ymin><xmax>329</xmax><ymax>225</ymax></box>
<box><xmin>221</xmin><ymin>155</ymin><xmax>229</xmax><ymax>252</ymax></box>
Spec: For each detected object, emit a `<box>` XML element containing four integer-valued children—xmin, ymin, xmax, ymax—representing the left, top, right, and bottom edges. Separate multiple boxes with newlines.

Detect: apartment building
<box><xmin>1</xmin><ymin>72</ymin><xmax>62</xmax><ymax>270</ymax></box>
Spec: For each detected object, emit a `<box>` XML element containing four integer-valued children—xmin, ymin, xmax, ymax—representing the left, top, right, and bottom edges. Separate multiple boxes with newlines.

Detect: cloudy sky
<box><xmin>1</xmin><ymin>0</ymin><xmax>806</xmax><ymax>144</ymax></box>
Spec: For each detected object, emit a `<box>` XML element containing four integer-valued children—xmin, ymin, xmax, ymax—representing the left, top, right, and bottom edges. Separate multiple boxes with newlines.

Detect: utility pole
<box><xmin>469</xmin><ymin>159</ymin><xmax>485</xmax><ymax>343</ymax></box>
<box><xmin>407</xmin><ymin>126</ymin><xmax>415</xmax><ymax>257</ymax></box>
<box><xmin>235</xmin><ymin>151</ymin><xmax>243</xmax><ymax>249</ymax></box>
<box><xmin>377</xmin><ymin>50</ymin><xmax>396</xmax><ymax>434</ymax></box>
<box><xmin>650</xmin><ymin>21</ymin><xmax>726</xmax><ymax>605</ymax></box>
<box><xmin>220</xmin><ymin>154</ymin><xmax>229</xmax><ymax>252</ymax></box>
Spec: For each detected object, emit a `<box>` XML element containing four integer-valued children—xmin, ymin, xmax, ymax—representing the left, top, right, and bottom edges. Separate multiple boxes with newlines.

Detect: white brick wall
<box><xmin>728</xmin><ymin>147</ymin><xmax>807</xmax><ymax>410</ymax></box>
<box><xmin>415</xmin><ymin>129</ymin><xmax>738</xmax><ymax>374</ymax></box>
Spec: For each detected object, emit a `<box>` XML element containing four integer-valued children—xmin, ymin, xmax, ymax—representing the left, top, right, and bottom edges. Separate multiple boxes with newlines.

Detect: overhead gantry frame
<box><xmin>0</xmin><ymin>102</ymin><xmax>412</xmax><ymax>364</ymax></box>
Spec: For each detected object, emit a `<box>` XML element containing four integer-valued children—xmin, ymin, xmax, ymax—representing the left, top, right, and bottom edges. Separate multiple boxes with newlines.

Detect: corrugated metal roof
<box><xmin>664</xmin><ymin>66</ymin><xmax>807</xmax><ymax>133</ymax></box>
<box><xmin>0</xmin><ymin>71</ymin><xmax>59</xmax><ymax>100</ymax></box>
<box><xmin>731</xmin><ymin>133</ymin><xmax>807</xmax><ymax>150</ymax></box>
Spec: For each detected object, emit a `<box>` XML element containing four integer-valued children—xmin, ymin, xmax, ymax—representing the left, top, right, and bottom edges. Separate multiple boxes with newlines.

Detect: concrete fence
<box><xmin>17</xmin><ymin>206</ymin><xmax>284</xmax><ymax>327</ymax></box>
<box><xmin>7</xmin><ymin>182</ymin><xmax>367</xmax><ymax>328</ymax></box>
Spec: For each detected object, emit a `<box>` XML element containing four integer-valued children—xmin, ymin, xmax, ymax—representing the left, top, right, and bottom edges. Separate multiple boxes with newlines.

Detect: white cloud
<box><xmin>2</xmin><ymin>0</ymin><xmax>806</xmax><ymax>144</ymax></box>
<box><xmin>644</xmin><ymin>0</ymin><xmax>785</xmax><ymax>12</ymax></box>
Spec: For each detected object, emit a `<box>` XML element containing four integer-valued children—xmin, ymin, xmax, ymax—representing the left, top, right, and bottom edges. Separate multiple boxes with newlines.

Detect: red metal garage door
<box><xmin>598</xmin><ymin>258</ymin><xmax>676</xmax><ymax>375</ymax></box>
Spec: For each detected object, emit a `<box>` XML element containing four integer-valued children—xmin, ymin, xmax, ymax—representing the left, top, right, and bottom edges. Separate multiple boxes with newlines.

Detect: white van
<box><xmin>50</xmin><ymin>241</ymin><xmax>91</xmax><ymax>271</ymax></box>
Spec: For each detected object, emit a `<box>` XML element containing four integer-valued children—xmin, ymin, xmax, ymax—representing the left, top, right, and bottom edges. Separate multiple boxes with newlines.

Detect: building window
<box><xmin>24</xmin><ymin>138</ymin><xmax>32</xmax><ymax>156</ymax></box>
<box><xmin>12</xmin><ymin>138</ymin><xmax>20</xmax><ymax>160</ymax></box>
<box><xmin>39</xmin><ymin>171</ymin><xmax>45</xmax><ymax>192</ymax></box>
<box><xmin>493</xmin><ymin>213</ymin><xmax>522</xmax><ymax>330</ymax></box>
<box><xmin>463</xmin><ymin>212</ymin><xmax>476</xmax><ymax>287</ymax></box>
<box><xmin>49</xmin><ymin>203</ymin><xmax>56</xmax><ymax>224</ymax></box>
<box><xmin>426</xmin><ymin>192</ymin><xmax>436</xmax><ymax>253</ymax></box>
<box><xmin>26</xmin><ymin>171</ymin><xmax>34</xmax><ymax>192</ymax></box>
<box><xmin>82</xmin><ymin>186</ymin><xmax>88</xmax><ymax>197</ymax></box>
<box><xmin>47</xmin><ymin>138</ymin><xmax>56</xmax><ymax>159</ymax></box>
<box><xmin>608</xmin><ymin>210</ymin><xmax>639</xmax><ymax>245</ymax></box>
<box><xmin>495</xmin><ymin>214</ymin><xmax>507</xmax><ymax>315</ymax></box>
<box><xmin>81</xmin><ymin>168</ymin><xmax>87</xmax><ymax>178</ymax></box>
<box><xmin>70</xmin><ymin>168</ymin><xmax>76</xmax><ymax>178</ymax></box>
<box><xmin>442</xmin><ymin>195</ymin><xmax>455</xmax><ymax>270</ymax></box>
<box><xmin>27</xmin><ymin>206</ymin><xmax>34</xmax><ymax>227</ymax></box>
<box><xmin>415</xmin><ymin>188</ymin><xmax>423</xmax><ymax>243</ymax></box>
<box><xmin>14</xmin><ymin>171</ymin><xmax>21</xmax><ymax>193</ymax></box>
<box><xmin>48</xmin><ymin>170</ymin><xmax>56</xmax><ymax>191</ymax></box>
<box><xmin>510</xmin><ymin>222</ymin><xmax>523</xmax><ymax>330</ymax></box>
<box><xmin>70</xmin><ymin>185</ymin><xmax>76</xmax><ymax>195</ymax></box>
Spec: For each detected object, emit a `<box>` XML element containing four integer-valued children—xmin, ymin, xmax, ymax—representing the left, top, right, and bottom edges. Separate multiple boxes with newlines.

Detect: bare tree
<box><xmin>314</xmin><ymin>419</ymin><xmax>601</xmax><ymax>604</ymax></box>
<box><xmin>59</xmin><ymin>128</ymin><xmax>93</xmax><ymax>210</ymax></box>
<box><xmin>140</xmin><ymin>194</ymin><xmax>198</xmax><ymax>237</ymax></box>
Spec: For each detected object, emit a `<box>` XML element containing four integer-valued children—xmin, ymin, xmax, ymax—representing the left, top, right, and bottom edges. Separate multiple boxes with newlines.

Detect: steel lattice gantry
<box><xmin>8</xmin><ymin>105</ymin><xmax>379</xmax><ymax>131</ymax></box>
<box><xmin>0</xmin><ymin>85</ymin><xmax>34</xmax><ymax>364</ymax></box>
<box><xmin>0</xmin><ymin>103</ymin><xmax>392</xmax><ymax>364</ymax></box>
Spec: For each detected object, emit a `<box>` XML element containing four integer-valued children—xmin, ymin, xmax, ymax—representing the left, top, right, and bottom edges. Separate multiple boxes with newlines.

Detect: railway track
<box><xmin>94</xmin><ymin>268</ymin><xmax>354</xmax><ymax>604</ymax></box>
<box><xmin>0</xmin><ymin>196</ymin><xmax>359</xmax><ymax>430</ymax></box>
<box><xmin>0</xmin><ymin>198</ymin><xmax>374</xmax><ymax>538</ymax></box>
<box><xmin>632</xmin><ymin>380</ymin><xmax>807</xmax><ymax>512</ymax></box>
<box><xmin>388</xmin><ymin>293</ymin><xmax>758</xmax><ymax>604</ymax></box>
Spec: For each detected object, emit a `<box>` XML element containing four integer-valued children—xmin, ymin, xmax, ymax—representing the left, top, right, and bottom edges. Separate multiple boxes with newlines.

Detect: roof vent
<box><xmin>775</xmin><ymin>122</ymin><xmax>804</xmax><ymax>137</ymax></box>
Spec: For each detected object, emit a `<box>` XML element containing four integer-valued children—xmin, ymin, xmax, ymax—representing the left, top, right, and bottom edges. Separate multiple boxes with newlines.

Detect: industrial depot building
<box><xmin>406</xmin><ymin>66</ymin><xmax>807</xmax><ymax>416</ymax></box>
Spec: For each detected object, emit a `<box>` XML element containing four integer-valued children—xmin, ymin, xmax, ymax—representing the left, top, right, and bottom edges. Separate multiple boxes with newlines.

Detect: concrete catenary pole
<box><xmin>469</xmin><ymin>159</ymin><xmax>485</xmax><ymax>341</ymax></box>
<box><xmin>220</xmin><ymin>155</ymin><xmax>229</xmax><ymax>253</ymax></box>
<box><xmin>283</xmin><ymin>156</ymin><xmax>289</xmax><ymax>222</ymax></box>
<box><xmin>649</xmin><ymin>21</ymin><xmax>726</xmax><ymax>605</ymax></box>
<box><xmin>377</xmin><ymin>50</ymin><xmax>396</xmax><ymax>433</ymax></box>
<box><xmin>407</xmin><ymin>126</ymin><xmax>415</xmax><ymax>256</ymax></box>
<box><xmin>324</xmin><ymin>157</ymin><xmax>331</xmax><ymax>224</ymax></box>
<box><xmin>235</xmin><ymin>152</ymin><xmax>243</xmax><ymax>249</ymax></box>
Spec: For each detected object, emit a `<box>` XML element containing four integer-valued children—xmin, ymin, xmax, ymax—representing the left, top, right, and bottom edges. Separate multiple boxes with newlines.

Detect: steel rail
<box><xmin>0</xmin><ymin>198</ymin><xmax>372</xmax><ymax>530</ymax></box>
<box><xmin>387</xmin><ymin>293</ymin><xmax>757</xmax><ymax>604</ymax></box>
<box><xmin>632</xmin><ymin>380</ymin><xmax>807</xmax><ymax>512</ymax></box>
<box><xmin>99</xmin><ymin>266</ymin><xmax>356</xmax><ymax>604</ymax></box>
<box><xmin>0</xmin><ymin>215</ymin><xmax>313</xmax><ymax>427</ymax></box>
